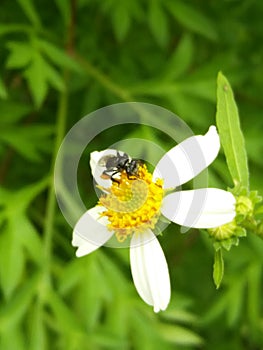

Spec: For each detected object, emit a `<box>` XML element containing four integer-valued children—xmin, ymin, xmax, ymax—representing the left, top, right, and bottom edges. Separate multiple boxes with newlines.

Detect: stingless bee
<box><xmin>98</xmin><ymin>151</ymin><xmax>142</xmax><ymax>183</ymax></box>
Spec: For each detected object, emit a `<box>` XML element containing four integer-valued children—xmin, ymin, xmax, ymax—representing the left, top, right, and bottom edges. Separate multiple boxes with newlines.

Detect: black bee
<box><xmin>98</xmin><ymin>151</ymin><xmax>142</xmax><ymax>183</ymax></box>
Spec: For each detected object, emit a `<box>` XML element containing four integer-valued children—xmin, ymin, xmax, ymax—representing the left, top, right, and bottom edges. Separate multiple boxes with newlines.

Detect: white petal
<box><xmin>161</xmin><ymin>188</ymin><xmax>236</xmax><ymax>228</ymax></box>
<box><xmin>72</xmin><ymin>206</ymin><xmax>113</xmax><ymax>257</ymax></box>
<box><xmin>153</xmin><ymin>126</ymin><xmax>220</xmax><ymax>188</ymax></box>
<box><xmin>90</xmin><ymin>149</ymin><xmax>116</xmax><ymax>188</ymax></box>
<box><xmin>130</xmin><ymin>230</ymin><xmax>171</xmax><ymax>312</ymax></box>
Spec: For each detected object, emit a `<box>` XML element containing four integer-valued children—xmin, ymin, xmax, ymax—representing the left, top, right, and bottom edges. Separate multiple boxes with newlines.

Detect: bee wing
<box><xmin>98</xmin><ymin>155</ymin><xmax>115</xmax><ymax>166</ymax></box>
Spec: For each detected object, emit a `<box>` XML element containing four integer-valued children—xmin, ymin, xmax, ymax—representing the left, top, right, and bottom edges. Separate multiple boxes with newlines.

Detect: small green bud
<box><xmin>236</xmin><ymin>196</ymin><xmax>253</xmax><ymax>217</ymax></box>
<box><xmin>208</xmin><ymin>220</ymin><xmax>246</xmax><ymax>251</ymax></box>
<box><xmin>208</xmin><ymin>221</ymin><xmax>237</xmax><ymax>241</ymax></box>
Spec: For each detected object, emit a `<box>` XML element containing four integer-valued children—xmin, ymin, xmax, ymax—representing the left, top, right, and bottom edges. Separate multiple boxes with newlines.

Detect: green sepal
<box><xmin>212</xmin><ymin>226</ymin><xmax>246</xmax><ymax>252</ymax></box>
<box><xmin>230</xmin><ymin>183</ymin><xmax>263</xmax><ymax>238</ymax></box>
<box><xmin>213</xmin><ymin>248</ymin><xmax>224</xmax><ymax>289</ymax></box>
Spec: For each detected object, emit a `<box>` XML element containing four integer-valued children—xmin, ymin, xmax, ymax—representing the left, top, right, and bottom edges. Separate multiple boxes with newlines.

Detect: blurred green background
<box><xmin>0</xmin><ymin>0</ymin><xmax>263</xmax><ymax>349</ymax></box>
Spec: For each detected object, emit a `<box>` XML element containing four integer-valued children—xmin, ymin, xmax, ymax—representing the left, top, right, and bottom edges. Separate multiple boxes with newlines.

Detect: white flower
<box><xmin>72</xmin><ymin>126</ymin><xmax>236</xmax><ymax>312</ymax></box>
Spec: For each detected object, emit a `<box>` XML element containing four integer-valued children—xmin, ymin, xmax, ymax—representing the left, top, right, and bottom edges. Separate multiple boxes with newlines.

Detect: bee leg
<box><xmin>111</xmin><ymin>171</ymin><xmax>120</xmax><ymax>184</ymax></box>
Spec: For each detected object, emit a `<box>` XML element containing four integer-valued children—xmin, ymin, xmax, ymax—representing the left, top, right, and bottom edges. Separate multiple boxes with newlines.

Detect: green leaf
<box><xmin>13</xmin><ymin>39</ymin><xmax>69</xmax><ymax>107</ymax></box>
<box><xmin>160</xmin><ymin>308</ymin><xmax>197</xmax><ymax>324</ymax></box>
<box><xmin>0</xmin><ymin>178</ymin><xmax>49</xmax><ymax>214</ymax></box>
<box><xmin>216</xmin><ymin>72</ymin><xmax>249</xmax><ymax>188</ymax></box>
<box><xmin>90</xmin><ymin>331</ymin><xmax>128</xmax><ymax>349</ymax></box>
<box><xmin>0</xmin><ymin>327</ymin><xmax>26</xmax><ymax>350</ymax></box>
<box><xmin>14</xmin><ymin>215</ymin><xmax>44</xmax><ymax>265</ymax></box>
<box><xmin>0</xmin><ymin>24</ymin><xmax>31</xmax><ymax>36</ymax></box>
<box><xmin>44</xmin><ymin>62</ymin><xmax>65</xmax><ymax>92</ymax></box>
<box><xmin>148</xmin><ymin>0</ymin><xmax>169</xmax><ymax>48</ymax></box>
<box><xmin>6</xmin><ymin>41</ymin><xmax>33</xmax><ymax>69</ymax></box>
<box><xmin>58</xmin><ymin>259</ymin><xmax>83</xmax><ymax>296</ymax></box>
<box><xmin>28</xmin><ymin>304</ymin><xmax>46</xmax><ymax>350</ymax></box>
<box><xmin>247</xmin><ymin>263</ymin><xmax>261</xmax><ymax>330</ymax></box>
<box><xmin>39</xmin><ymin>39</ymin><xmax>81</xmax><ymax>72</ymax></box>
<box><xmin>0</xmin><ymin>273</ymin><xmax>39</xmax><ymax>331</ymax></box>
<box><xmin>168</xmin><ymin>92</ymin><xmax>213</xmax><ymax>128</ymax></box>
<box><xmin>166</xmin><ymin>0</ymin><xmax>217</xmax><ymax>41</ymax></box>
<box><xmin>0</xmin><ymin>227</ymin><xmax>25</xmax><ymax>299</ymax></box>
<box><xmin>0</xmin><ymin>77</ymin><xmax>7</xmax><ymax>99</ymax></box>
<box><xmin>54</xmin><ymin>0</ymin><xmax>71</xmax><ymax>24</ymax></box>
<box><xmin>0</xmin><ymin>125</ymin><xmax>54</xmax><ymax>161</ymax></box>
<box><xmin>213</xmin><ymin>248</ymin><xmax>224</xmax><ymax>289</ymax></box>
<box><xmin>16</xmin><ymin>0</ymin><xmax>41</xmax><ymax>27</ymax></box>
<box><xmin>111</xmin><ymin>3</ymin><xmax>131</xmax><ymax>42</ymax></box>
<box><xmin>24</xmin><ymin>52</ymin><xmax>49</xmax><ymax>108</ymax></box>
<box><xmin>226</xmin><ymin>276</ymin><xmax>245</xmax><ymax>327</ymax></box>
<box><xmin>131</xmin><ymin>78</ymin><xmax>215</xmax><ymax>102</ymax></box>
<box><xmin>163</xmin><ymin>34</ymin><xmax>194</xmax><ymax>80</ymax></box>
<box><xmin>158</xmin><ymin>323</ymin><xmax>203</xmax><ymax>346</ymax></box>
<box><xmin>177</xmin><ymin>78</ymin><xmax>216</xmax><ymax>102</ymax></box>
<box><xmin>0</xmin><ymin>100</ymin><xmax>32</xmax><ymax>123</ymax></box>
<box><xmin>75</xmin><ymin>258</ymin><xmax>106</xmax><ymax>330</ymax></box>
<box><xmin>47</xmin><ymin>289</ymin><xmax>84</xmax><ymax>332</ymax></box>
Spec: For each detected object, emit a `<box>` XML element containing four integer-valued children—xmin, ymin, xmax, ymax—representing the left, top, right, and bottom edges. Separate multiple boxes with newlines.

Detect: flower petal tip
<box><xmin>154</xmin><ymin>306</ymin><xmax>160</xmax><ymax>313</ymax></box>
<box><xmin>153</xmin><ymin>300</ymin><xmax>170</xmax><ymax>313</ymax></box>
<box><xmin>206</xmin><ymin>125</ymin><xmax>220</xmax><ymax>147</ymax></box>
<box><xmin>208</xmin><ymin>125</ymin><xmax>217</xmax><ymax>134</ymax></box>
<box><xmin>75</xmin><ymin>248</ymin><xmax>85</xmax><ymax>258</ymax></box>
<box><xmin>130</xmin><ymin>230</ymin><xmax>171</xmax><ymax>313</ymax></box>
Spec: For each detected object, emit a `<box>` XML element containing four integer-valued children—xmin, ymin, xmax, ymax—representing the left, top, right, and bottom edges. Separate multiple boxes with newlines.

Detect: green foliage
<box><xmin>0</xmin><ymin>0</ymin><xmax>263</xmax><ymax>349</ymax></box>
<box><xmin>165</xmin><ymin>0</ymin><xmax>218</xmax><ymax>41</ymax></box>
<box><xmin>213</xmin><ymin>248</ymin><xmax>224</xmax><ymax>289</ymax></box>
<box><xmin>148</xmin><ymin>0</ymin><xmax>169</xmax><ymax>48</ymax></box>
<box><xmin>216</xmin><ymin>72</ymin><xmax>249</xmax><ymax>188</ymax></box>
<box><xmin>16</xmin><ymin>0</ymin><xmax>42</xmax><ymax>28</ymax></box>
<box><xmin>0</xmin><ymin>77</ymin><xmax>7</xmax><ymax>98</ymax></box>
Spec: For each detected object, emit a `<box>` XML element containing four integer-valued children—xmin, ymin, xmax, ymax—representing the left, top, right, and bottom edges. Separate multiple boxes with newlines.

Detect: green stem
<box><xmin>74</xmin><ymin>53</ymin><xmax>133</xmax><ymax>101</ymax></box>
<box><xmin>43</xmin><ymin>86</ymin><xmax>68</xmax><ymax>280</ymax></box>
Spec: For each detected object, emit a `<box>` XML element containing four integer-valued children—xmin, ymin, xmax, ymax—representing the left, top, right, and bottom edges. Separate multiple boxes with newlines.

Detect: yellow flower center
<box><xmin>98</xmin><ymin>164</ymin><xmax>164</xmax><ymax>242</ymax></box>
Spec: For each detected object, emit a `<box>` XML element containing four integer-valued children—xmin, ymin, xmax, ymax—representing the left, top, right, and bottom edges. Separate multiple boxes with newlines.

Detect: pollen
<box><xmin>98</xmin><ymin>164</ymin><xmax>164</xmax><ymax>242</ymax></box>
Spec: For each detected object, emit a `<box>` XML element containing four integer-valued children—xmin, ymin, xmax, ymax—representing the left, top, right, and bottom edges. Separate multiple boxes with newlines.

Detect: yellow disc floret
<box><xmin>98</xmin><ymin>164</ymin><xmax>164</xmax><ymax>242</ymax></box>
